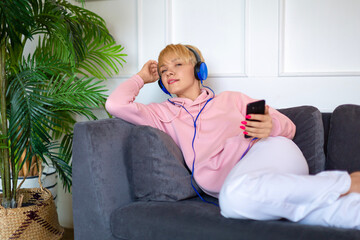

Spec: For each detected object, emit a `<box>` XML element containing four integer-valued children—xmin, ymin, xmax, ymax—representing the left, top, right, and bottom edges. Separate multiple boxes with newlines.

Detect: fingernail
<box><xmin>243</xmin><ymin>131</ymin><xmax>248</xmax><ymax>135</ymax></box>
<box><xmin>241</xmin><ymin>121</ymin><xmax>247</xmax><ymax>125</ymax></box>
<box><xmin>240</xmin><ymin>126</ymin><xmax>245</xmax><ymax>130</ymax></box>
<box><xmin>246</xmin><ymin>115</ymin><xmax>251</xmax><ymax>119</ymax></box>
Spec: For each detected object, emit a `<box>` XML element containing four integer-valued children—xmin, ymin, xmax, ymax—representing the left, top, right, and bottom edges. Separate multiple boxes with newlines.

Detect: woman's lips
<box><xmin>168</xmin><ymin>79</ymin><xmax>179</xmax><ymax>85</ymax></box>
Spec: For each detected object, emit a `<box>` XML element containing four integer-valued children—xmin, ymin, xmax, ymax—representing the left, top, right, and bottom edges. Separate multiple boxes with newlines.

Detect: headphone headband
<box><xmin>186</xmin><ymin>46</ymin><xmax>202</xmax><ymax>64</ymax></box>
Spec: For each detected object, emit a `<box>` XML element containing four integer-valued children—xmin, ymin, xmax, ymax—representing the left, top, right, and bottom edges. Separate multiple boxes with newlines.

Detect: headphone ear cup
<box><xmin>194</xmin><ymin>62</ymin><xmax>208</xmax><ymax>81</ymax></box>
<box><xmin>158</xmin><ymin>78</ymin><xmax>171</xmax><ymax>95</ymax></box>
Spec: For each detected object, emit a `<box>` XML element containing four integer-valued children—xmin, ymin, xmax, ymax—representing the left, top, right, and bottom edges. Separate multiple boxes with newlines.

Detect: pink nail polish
<box><xmin>241</xmin><ymin>121</ymin><xmax>247</xmax><ymax>125</ymax></box>
<box><xmin>240</xmin><ymin>126</ymin><xmax>245</xmax><ymax>130</ymax></box>
<box><xmin>243</xmin><ymin>131</ymin><xmax>248</xmax><ymax>135</ymax></box>
<box><xmin>246</xmin><ymin>115</ymin><xmax>251</xmax><ymax>119</ymax></box>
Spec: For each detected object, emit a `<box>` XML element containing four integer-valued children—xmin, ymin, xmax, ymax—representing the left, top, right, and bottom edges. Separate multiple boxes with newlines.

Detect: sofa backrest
<box><xmin>278</xmin><ymin>106</ymin><xmax>326</xmax><ymax>174</ymax></box>
<box><xmin>324</xmin><ymin>104</ymin><xmax>360</xmax><ymax>173</ymax></box>
<box><xmin>280</xmin><ymin>104</ymin><xmax>360</xmax><ymax>174</ymax></box>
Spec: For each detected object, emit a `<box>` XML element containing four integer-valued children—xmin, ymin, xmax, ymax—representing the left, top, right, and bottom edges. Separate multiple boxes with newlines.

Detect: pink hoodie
<box><xmin>106</xmin><ymin>75</ymin><xmax>296</xmax><ymax>197</ymax></box>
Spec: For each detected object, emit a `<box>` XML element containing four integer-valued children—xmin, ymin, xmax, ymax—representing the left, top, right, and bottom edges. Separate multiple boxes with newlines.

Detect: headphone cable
<box><xmin>168</xmin><ymin>85</ymin><xmax>257</xmax><ymax>207</ymax></box>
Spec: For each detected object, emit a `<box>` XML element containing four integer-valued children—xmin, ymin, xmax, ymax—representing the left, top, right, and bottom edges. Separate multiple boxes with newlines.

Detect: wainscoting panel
<box><xmin>279</xmin><ymin>0</ymin><xmax>360</xmax><ymax>76</ymax></box>
<box><xmin>170</xmin><ymin>0</ymin><xmax>247</xmax><ymax>77</ymax></box>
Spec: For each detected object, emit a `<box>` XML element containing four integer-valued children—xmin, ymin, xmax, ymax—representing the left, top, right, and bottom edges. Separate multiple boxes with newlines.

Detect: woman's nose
<box><xmin>165</xmin><ymin>69</ymin><xmax>174</xmax><ymax>77</ymax></box>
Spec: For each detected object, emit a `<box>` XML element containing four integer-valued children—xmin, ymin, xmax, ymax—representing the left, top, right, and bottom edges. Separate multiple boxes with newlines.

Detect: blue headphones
<box><xmin>158</xmin><ymin>46</ymin><xmax>208</xmax><ymax>95</ymax></box>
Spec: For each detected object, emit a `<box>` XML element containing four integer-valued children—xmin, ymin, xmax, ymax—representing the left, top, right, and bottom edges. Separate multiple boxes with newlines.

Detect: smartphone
<box><xmin>244</xmin><ymin>100</ymin><xmax>266</xmax><ymax>138</ymax></box>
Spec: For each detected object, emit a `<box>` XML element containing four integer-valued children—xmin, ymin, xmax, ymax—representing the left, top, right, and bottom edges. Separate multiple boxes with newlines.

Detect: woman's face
<box><xmin>159</xmin><ymin>53</ymin><xmax>200</xmax><ymax>100</ymax></box>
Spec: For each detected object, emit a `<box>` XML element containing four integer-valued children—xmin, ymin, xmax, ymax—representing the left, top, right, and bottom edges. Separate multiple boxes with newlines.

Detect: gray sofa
<box><xmin>73</xmin><ymin>104</ymin><xmax>360</xmax><ymax>240</ymax></box>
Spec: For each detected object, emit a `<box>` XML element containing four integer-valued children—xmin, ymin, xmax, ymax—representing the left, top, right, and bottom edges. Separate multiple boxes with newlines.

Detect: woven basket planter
<box><xmin>0</xmin><ymin>187</ymin><xmax>64</xmax><ymax>240</ymax></box>
<box><xmin>0</xmin><ymin>166</ymin><xmax>59</xmax><ymax>203</ymax></box>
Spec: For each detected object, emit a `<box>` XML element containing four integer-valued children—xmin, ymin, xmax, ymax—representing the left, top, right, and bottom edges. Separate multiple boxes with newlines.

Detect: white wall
<box><xmin>60</xmin><ymin>0</ymin><xmax>360</xmax><ymax>228</ymax></box>
<box><xmin>81</xmin><ymin>0</ymin><xmax>360</xmax><ymax>112</ymax></box>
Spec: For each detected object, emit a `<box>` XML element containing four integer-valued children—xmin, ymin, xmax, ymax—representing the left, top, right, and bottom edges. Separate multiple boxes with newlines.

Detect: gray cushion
<box><xmin>326</xmin><ymin>104</ymin><xmax>360</xmax><ymax>172</ymax></box>
<box><xmin>278</xmin><ymin>106</ymin><xmax>326</xmax><ymax>174</ymax></box>
<box><xmin>126</xmin><ymin>125</ymin><xmax>200</xmax><ymax>202</ymax></box>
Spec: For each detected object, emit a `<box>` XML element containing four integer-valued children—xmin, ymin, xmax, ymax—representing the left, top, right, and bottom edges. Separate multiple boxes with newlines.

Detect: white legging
<box><xmin>219</xmin><ymin>136</ymin><xmax>360</xmax><ymax>229</ymax></box>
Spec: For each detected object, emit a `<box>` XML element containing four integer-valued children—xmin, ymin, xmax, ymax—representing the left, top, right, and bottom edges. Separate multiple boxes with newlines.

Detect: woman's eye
<box><xmin>161</xmin><ymin>69</ymin><xmax>167</xmax><ymax>74</ymax></box>
<box><xmin>176</xmin><ymin>63</ymin><xmax>182</xmax><ymax>66</ymax></box>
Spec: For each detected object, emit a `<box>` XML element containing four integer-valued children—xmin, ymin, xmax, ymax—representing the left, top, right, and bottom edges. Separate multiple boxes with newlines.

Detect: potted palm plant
<box><xmin>0</xmin><ymin>0</ymin><xmax>125</xmax><ymax>210</ymax></box>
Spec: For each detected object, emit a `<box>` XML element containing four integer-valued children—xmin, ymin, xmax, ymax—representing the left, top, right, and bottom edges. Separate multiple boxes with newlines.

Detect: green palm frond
<box><xmin>78</xmin><ymin>41</ymin><xmax>127</xmax><ymax>79</ymax></box>
<box><xmin>30</xmin><ymin>0</ymin><xmax>127</xmax><ymax>79</ymax></box>
<box><xmin>7</xmin><ymin>66</ymin><xmax>57</xmax><ymax>164</ymax></box>
<box><xmin>0</xmin><ymin>0</ymin><xmax>34</xmax><ymax>45</ymax></box>
<box><xmin>32</xmin><ymin>0</ymin><xmax>114</xmax><ymax>66</ymax></box>
<box><xmin>58</xmin><ymin>1</ymin><xmax>113</xmax><ymax>43</ymax></box>
<box><xmin>59</xmin><ymin>132</ymin><xmax>73</xmax><ymax>191</ymax></box>
<box><xmin>45</xmin><ymin>74</ymin><xmax>107</xmax><ymax>139</ymax></box>
<box><xmin>31</xmin><ymin>7</ymin><xmax>78</xmax><ymax>66</ymax></box>
<box><xmin>6</xmin><ymin>54</ymin><xmax>73</xmax><ymax>165</ymax></box>
<box><xmin>6</xmin><ymin>62</ymin><xmax>74</xmax><ymax>190</ymax></box>
<box><xmin>60</xmin><ymin>133</ymin><xmax>73</xmax><ymax>164</ymax></box>
<box><xmin>49</xmin><ymin>111</ymin><xmax>76</xmax><ymax>140</ymax></box>
<box><xmin>48</xmin><ymin>74</ymin><xmax>106</xmax><ymax>106</ymax></box>
<box><xmin>44</xmin><ymin>141</ymin><xmax>72</xmax><ymax>191</ymax></box>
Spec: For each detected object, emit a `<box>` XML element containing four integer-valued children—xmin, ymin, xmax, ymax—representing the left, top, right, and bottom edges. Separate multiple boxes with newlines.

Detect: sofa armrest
<box><xmin>73</xmin><ymin>118</ymin><xmax>135</xmax><ymax>240</ymax></box>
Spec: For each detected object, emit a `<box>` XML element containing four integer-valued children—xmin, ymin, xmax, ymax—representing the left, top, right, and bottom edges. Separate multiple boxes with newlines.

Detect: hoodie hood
<box><xmin>154</xmin><ymin>88</ymin><xmax>214</xmax><ymax>123</ymax></box>
<box><xmin>168</xmin><ymin>88</ymin><xmax>215</xmax><ymax>107</ymax></box>
<box><xmin>163</xmin><ymin>87</ymin><xmax>215</xmax><ymax>136</ymax></box>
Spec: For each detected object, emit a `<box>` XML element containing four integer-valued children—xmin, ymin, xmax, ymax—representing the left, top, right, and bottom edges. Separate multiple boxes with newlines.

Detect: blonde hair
<box><xmin>158</xmin><ymin>44</ymin><xmax>205</xmax><ymax>70</ymax></box>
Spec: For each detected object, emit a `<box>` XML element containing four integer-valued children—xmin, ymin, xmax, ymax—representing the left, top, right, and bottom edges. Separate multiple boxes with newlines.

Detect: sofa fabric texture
<box><xmin>111</xmin><ymin>199</ymin><xmax>360</xmax><ymax>240</ymax></box>
<box><xmin>73</xmin><ymin>105</ymin><xmax>360</xmax><ymax>240</ymax></box>
<box><xmin>326</xmin><ymin>104</ymin><xmax>360</xmax><ymax>172</ymax></box>
<box><xmin>73</xmin><ymin>118</ymin><xmax>135</xmax><ymax>240</ymax></box>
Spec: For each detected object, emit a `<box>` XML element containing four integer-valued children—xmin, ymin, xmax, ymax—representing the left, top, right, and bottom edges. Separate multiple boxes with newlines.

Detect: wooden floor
<box><xmin>61</xmin><ymin>228</ymin><xmax>74</xmax><ymax>240</ymax></box>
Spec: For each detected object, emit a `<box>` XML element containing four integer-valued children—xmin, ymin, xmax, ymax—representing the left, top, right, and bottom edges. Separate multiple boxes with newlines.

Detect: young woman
<box><xmin>106</xmin><ymin>44</ymin><xmax>360</xmax><ymax>229</ymax></box>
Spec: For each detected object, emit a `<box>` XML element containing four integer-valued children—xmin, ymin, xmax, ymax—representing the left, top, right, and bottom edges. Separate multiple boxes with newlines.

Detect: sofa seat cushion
<box><xmin>110</xmin><ymin>198</ymin><xmax>360</xmax><ymax>240</ymax></box>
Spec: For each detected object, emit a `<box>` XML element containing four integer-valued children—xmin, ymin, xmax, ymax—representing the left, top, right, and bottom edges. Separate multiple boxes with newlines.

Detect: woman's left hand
<box><xmin>241</xmin><ymin>105</ymin><xmax>273</xmax><ymax>139</ymax></box>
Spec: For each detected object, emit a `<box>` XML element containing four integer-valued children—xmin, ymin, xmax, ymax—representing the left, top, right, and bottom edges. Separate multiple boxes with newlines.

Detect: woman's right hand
<box><xmin>137</xmin><ymin>60</ymin><xmax>159</xmax><ymax>84</ymax></box>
